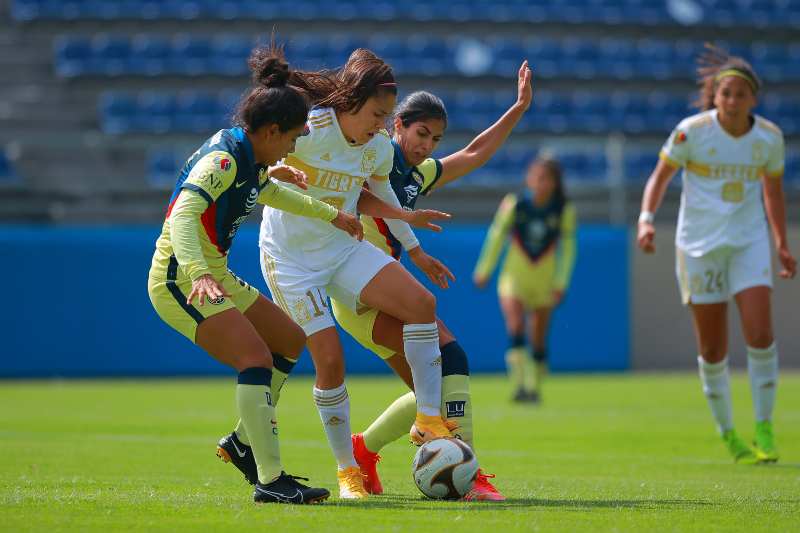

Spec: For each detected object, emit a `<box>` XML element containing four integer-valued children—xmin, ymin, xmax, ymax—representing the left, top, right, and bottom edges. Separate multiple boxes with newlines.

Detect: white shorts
<box><xmin>260</xmin><ymin>240</ymin><xmax>395</xmax><ymax>336</ymax></box>
<box><xmin>675</xmin><ymin>238</ymin><xmax>772</xmax><ymax>305</ymax></box>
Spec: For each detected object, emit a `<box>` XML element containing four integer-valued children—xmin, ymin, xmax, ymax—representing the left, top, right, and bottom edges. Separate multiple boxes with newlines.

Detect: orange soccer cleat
<box><xmin>351</xmin><ymin>433</ymin><xmax>383</xmax><ymax>495</ymax></box>
<box><xmin>463</xmin><ymin>469</ymin><xmax>506</xmax><ymax>501</ymax></box>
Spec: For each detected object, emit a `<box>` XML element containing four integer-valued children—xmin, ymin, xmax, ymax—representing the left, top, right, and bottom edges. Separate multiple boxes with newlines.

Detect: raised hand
<box><xmin>516</xmin><ymin>60</ymin><xmax>533</xmax><ymax>111</ymax></box>
<box><xmin>409</xmin><ymin>247</ymin><xmax>456</xmax><ymax>289</ymax></box>
<box><xmin>404</xmin><ymin>209</ymin><xmax>452</xmax><ymax>233</ymax></box>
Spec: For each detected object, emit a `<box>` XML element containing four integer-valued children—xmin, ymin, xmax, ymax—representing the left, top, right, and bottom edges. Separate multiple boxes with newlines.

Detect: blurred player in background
<box><xmin>249</xmin><ymin>46</ymin><xmax>453</xmax><ymax>500</ymax></box>
<box><xmin>473</xmin><ymin>155</ymin><xmax>577</xmax><ymax>404</ymax></box>
<box><xmin>148</xmin><ymin>47</ymin><xmax>364</xmax><ymax>504</ymax></box>
<box><xmin>637</xmin><ymin>45</ymin><xmax>796</xmax><ymax>464</ymax></box>
<box><xmin>339</xmin><ymin>60</ymin><xmax>532</xmax><ymax>501</ymax></box>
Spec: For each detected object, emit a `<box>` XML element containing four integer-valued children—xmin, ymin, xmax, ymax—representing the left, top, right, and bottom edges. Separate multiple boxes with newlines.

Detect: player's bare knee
<box><xmin>699</xmin><ymin>349</ymin><xmax>727</xmax><ymax>364</ymax></box>
<box><xmin>235</xmin><ymin>352</ymin><xmax>273</xmax><ymax>372</ymax></box>
<box><xmin>408</xmin><ymin>289</ymin><xmax>436</xmax><ymax>322</ymax></box>
<box><xmin>747</xmin><ymin>330</ymin><xmax>774</xmax><ymax>349</ymax></box>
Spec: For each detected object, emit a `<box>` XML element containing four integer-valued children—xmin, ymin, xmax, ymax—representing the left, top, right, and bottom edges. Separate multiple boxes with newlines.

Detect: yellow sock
<box><xmin>442</xmin><ymin>374</ymin><xmax>472</xmax><ymax>449</ymax></box>
<box><xmin>234</xmin><ymin>353</ymin><xmax>296</xmax><ymax>446</ymax></box>
<box><xmin>505</xmin><ymin>347</ymin><xmax>526</xmax><ymax>390</ymax></box>
<box><xmin>236</xmin><ymin>367</ymin><xmax>281</xmax><ymax>484</ymax></box>
<box><xmin>363</xmin><ymin>391</ymin><xmax>416</xmax><ymax>453</ymax></box>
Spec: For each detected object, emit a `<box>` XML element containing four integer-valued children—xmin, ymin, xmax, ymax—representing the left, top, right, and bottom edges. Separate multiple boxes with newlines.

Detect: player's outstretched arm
<box><xmin>408</xmin><ymin>246</ymin><xmax>456</xmax><ymax>289</ymax></box>
<box><xmin>435</xmin><ymin>60</ymin><xmax>533</xmax><ymax>190</ymax></box>
<box><xmin>637</xmin><ymin>158</ymin><xmax>679</xmax><ymax>254</ymax></box>
<box><xmin>762</xmin><ymin>174</ymin><xmax>796</xmax><ymax>279</ymax></box>
<box><xmin>358</xmin><ymin>187</ymin><xmax>451</xmax><ymax>232</ymax></box>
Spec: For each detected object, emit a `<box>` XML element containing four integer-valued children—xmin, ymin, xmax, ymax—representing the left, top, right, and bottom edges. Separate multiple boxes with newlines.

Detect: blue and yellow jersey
<box><xmin>474</xmin><ymin>192</ymin><xmax>577</xmax><ymax>291</ymax></box>
<box><xmin>152</xmin><ymin>126</ymin><xmax>336</xmax><ymax>282</ymax></box>
<box><xmin>362</xmin><ymin>140</ymin><xmax>443</xmax><ymax>258</ymax></box>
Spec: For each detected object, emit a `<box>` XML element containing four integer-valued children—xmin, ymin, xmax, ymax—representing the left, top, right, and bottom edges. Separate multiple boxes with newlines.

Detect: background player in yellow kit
<box><xmin>637</xmin><ymin>45</ymin><xmax>795</xmax><ymax>464</ymax></box>
<box><xmin>148</xmin><ymin>45</ymin><xmax>362</xmax><ymax>504</ymax></box>
<box><xmin>334</xmin><ymin>61</ymin><xmax>532</xmax><ymax>501</ymax></box>
<box><xmin>474</xmin><ymin>155</ymin><xmax>577</xmax><ymax>404</ymax></box>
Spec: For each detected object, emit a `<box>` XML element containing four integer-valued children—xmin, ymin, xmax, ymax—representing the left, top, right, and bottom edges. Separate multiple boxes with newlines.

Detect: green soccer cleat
<box><xmin>753</xmin><ymin>420</ymin><xmax>779</xmax><ymax>463</ymax></box>
<box><xmin>722</xmin><ymin>429</ymin><xmax>763</xmax><ymax>465</ymax></box>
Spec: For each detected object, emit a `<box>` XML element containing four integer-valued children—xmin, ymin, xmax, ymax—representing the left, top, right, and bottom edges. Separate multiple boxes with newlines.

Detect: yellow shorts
<box><xmin>330</xmin><ymin>298</ymin><xmax>395</xmax><ymax>360</ymax></box>
<box><xmin>148</xmin><ymin>256</ymin><xmax>260</xmax><ymax>343</ymax></box>
<box><xmin>498</xmin><ymin>247</ymin><xmax>557</xmax><ymax>310</ymax></box>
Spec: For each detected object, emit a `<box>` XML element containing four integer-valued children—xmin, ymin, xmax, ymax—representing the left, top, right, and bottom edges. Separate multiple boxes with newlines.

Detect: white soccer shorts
<box><xmin>675</xmin><ymin>237</ymin><xmax>772</xmax><ymax>305</ymax></box>
<box><xmin>260</xmin><ymin>239</ymin><xmax>395</xmax><ymax>336</ymax></box>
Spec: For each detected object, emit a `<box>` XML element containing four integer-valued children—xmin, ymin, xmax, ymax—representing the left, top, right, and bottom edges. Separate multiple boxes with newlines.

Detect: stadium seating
<box><xmin>0</xmin><ymin>150</ymin><xmax>21</xmax><ymax>185</ymax></box>
<box><xmin>54</xmin><ymin>34</ymin><xmax>800</xmax><ymax>82</ymax></box>
<box><xmin>100</xmin><ymin>89</ymin><xmax>800</xmax><ymax>136</ymax></box>
<box><xmin>14</xmin><ymin>0</ymin><xmax>800</xmax><ymax>28</ymax></box>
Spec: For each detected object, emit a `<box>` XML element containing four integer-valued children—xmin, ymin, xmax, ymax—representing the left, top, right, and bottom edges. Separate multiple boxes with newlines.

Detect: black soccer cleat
<box><xmin>253</xmin><ymin>472</ymin><xmax>330</xmax><ymax>504</ymax></box>
<box><xmin>216</xmin><ymin>432</ymin><xmax>258</xmax><ymax>485</ymax></box>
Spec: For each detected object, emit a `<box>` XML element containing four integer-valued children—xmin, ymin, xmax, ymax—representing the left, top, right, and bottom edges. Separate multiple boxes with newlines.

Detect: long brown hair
<box><xmin>528</xmin><ymin>155</ymin><xmax>566</xmax><ymax>209</ymax></box>
<box><xmin>693</xmin><ymin>43</ymin><xmax>761</xmax><ymax>111</ymax></box>
<box><xmin>286</xmin><ymin>48</ymin><xmax>397</xmax><ymax>113</ymax></box>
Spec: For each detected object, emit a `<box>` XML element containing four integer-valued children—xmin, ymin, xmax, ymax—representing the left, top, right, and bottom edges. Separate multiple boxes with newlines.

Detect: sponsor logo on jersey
<box><xmin>445</xmin><ymin>401</ymin><xmax>466</xmax><ymax>418</ymax></box>
<box><xmin>403</xmin><ymin>184</ymin><xmax>420</xmax><ymax>202</ymax></box>
<box><xmin>220</xmin><ymin>158</ymin><xmax>231</xmax><ymax>171</ymax></box>
<box><xmin>411</xmin><ymin>171</ymin><xmax>423</xmax><ymax>185</ymax></box>
<box><xmin>207</xmin><ymin>296</ymin><xmax>226</xmax><ymax>305</ymax></box>
<box><xmin>361</xmin><ymin>148</ymin><xmax>377</xmax><ymax>174</ymax></box>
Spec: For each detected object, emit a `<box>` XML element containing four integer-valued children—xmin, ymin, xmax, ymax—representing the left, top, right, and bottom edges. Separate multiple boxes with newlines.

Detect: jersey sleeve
<box><xmin>257</xmin><ymin>180</ymin><xmax>338</xmax><ymax>222</ymax></box>
<box><xmin>169</xmin><ymin>189</ymin><xmax>213</xmax><ymax>281</ymax></box>
<box><xmin>372</xmin><ymin>135</ymin><xmax>394</xmax><ymax>179</ymax></box>
<box><xmin>473</xmin><ymin>193</ymin><xmax>516</xmax><ymax>280</ymax></box>
<box><xmin>765</xmin><ymin>133</ymin><xmax>785</xmax><ymax>178</ymax></box>
<box><xmin>659</xmin><ymin>122</ymin><xmax>690</xmax><ymax>168</ymax></box>
<box><xmin>554</xmin><ymin>203</ymin><xmax>578</xmax><ymax>291</ymax></box>
<box><xmin>419</xmin><ymin>158</ymin><xmax>444</xmax><ymax>195</ymax></box>
<box><xmin>182</xmin><ymin>151</ymin><xmax>238</xmax><ymax>203</ymax></box>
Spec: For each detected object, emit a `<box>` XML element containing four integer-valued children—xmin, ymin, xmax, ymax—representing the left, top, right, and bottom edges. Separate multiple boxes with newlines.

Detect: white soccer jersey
<box><xmin>660</xmin><ymin>109</ymin><xmax>785</xmax><ymax>257</ymax></box>
<box><xmin>259</xmin><ymin>106</ymin><xmax>394</xmax><ymax>269</ymax></box>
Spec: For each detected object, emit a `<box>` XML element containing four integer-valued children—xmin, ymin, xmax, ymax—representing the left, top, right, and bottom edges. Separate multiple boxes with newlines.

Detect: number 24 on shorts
<box><xmin>691</xmin><ymin>269</ymin><xmax>725</xmax><ymax>295</ymax></box>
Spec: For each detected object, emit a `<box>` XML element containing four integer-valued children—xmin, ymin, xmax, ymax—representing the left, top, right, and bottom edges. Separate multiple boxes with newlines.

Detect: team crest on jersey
<box><xmin>361</xmin><ymin>148</ymin><xmax>377</xmax><ymax>174</ymax></box>
<box><xmin>411</xmin><ymin>170</ymin><xmax>423</xmax><ymax>185</ymax></box>
<box><xmin>674</xmin><ymin>131</ymin><xmax>687</xmax><ymax>144</ymax></box>
<box><xmin>751</xmin><ymin>141</ymin><xmax>766</xmax><ymax>164</ymax></box>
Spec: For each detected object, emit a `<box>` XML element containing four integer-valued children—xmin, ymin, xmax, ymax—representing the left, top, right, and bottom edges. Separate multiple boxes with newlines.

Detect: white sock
<box><xmin>313</xmin><ymin>384</ymin><xmax>357</xmax><ymax>470</ymax></box>
<box><xmin>747</xmin><ymin>343</ymin><xmax>778</xmax><ymax>423</ymax></box>
<box><xmin>697</xmin><ymin>356</ymin><xmax>734</xmax><ymax>435</ymax></box>
<box><xmin>403</xmin><ymin>323</ymin><xmax>442</xmax><ymax>417</ymax></box>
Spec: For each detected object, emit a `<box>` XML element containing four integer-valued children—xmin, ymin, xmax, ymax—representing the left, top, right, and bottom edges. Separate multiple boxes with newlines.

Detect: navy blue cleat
<box><xmin>254</xmin><ymin>472</ymin><xmax>330</xmax><ymax>504</ymax></box>
<box><xmin>216</xmin><ymin>432</ymin><xmax>258</xmax><ymax>485</ymax></box>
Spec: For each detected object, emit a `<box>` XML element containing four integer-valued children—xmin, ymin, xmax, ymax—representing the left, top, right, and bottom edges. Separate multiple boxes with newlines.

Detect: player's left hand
<box><xmin>516</xmin><ymin>60</ymin><xmax>533</xmax><ymax>111</ymax></box>
<box><xmin>269</xmin><ymin>164</ymin><xmax>308</xmax><ymax>190</ymax></box>
<box><xmin>403</xmin><ymin>209</ymin><xmax>452</xmax><ymax>232</ymax></box>
<box><xmin>409</xmin><ymin>246</ymin><xmax>456</xmax><ymax>289</ymax></box>
<box><xmin>777</xmin><ymin>246</ymin><xmax>796</xmax><ymax>279</ymax></box>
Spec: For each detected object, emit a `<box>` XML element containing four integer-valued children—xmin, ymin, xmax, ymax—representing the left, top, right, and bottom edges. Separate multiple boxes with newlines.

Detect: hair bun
<box><xmin>248</xmin><ymin>46</ymin><xmax>290</xmax><ymax>88</ymax></box>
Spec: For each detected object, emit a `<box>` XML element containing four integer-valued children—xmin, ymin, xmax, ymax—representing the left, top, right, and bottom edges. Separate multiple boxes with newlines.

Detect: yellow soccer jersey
<box><xmin>259</xmin><ymin>106</ymin><xmax>394</xmax><ymax>269</ymax></box>
<box><xmin>660</xmin><ymin>109</ymin><xmax>784</xmax><ymax>256</ymax></box>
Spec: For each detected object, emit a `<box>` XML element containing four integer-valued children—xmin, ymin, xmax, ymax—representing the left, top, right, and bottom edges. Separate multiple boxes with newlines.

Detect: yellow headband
<box><xmin>715</xmin><ymin>69</ymin><xmax>758</xmax><ymax>92</ymax></box>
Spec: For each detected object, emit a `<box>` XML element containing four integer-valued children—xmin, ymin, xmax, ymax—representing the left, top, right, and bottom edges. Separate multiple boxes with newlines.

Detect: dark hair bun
<box><xmin>249</xmin><ymin>46</ymin><xmax>290</xmax><ymax>88</ymax></box>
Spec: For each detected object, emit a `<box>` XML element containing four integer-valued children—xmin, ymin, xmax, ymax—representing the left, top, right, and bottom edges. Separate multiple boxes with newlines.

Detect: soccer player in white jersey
<box><xmin>637</xmin><ymin>46</ymin><xmax>796</xmax><ymax>464</ymax></box>
<box><xmin>249</xmin><ymin>47</ymin><xmax>454</xmax><ymax>499</ymax></box>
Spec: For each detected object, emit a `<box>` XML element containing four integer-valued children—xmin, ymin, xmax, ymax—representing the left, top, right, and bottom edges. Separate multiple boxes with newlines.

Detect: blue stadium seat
<box><xmin>129</xmin><ymin>34</ymin><xmax>171</xmax><ymax>76</ymax></box>
<box><xmin>99</xmin><ymin>92</ymin><xmax>137</xmax><ymax>134</ymax></box>
<box><xmin>92</xmin><ymin>34</ymin><xmax>132</xmax><ymax>76</ymax></box>
<box><xmin>172</xmin><ymin>35</ymin><xmax>212</xmax><ymax>75</ymax></box>
<box><xmin>211</xmin><ymin>35</ymin><xmax>251</xmax><ymax>76</ymax></box>
<box><xmin>524</xmin><ymin>38</ymin><xmax>561</xmax><ymax>79</ymax></box>
<box><xmin>0</xmin><ymin>149</ymin><xmax>21</xmax><ymax>185</ymax></box>
<box><xmin>138</xmin><ymin>92</ymin><xmax>177</xmax><ymax>133</ymax></box>
<box><xmin>147</xmin><ymin>150</ymin><xmax>180</xmax><ymax>189</ymax></box>
<box><xmin>624</xmin><ymin>152</ymin><xmax>658</xmax><ymax>182</ymax></box>
<box><xmin>54</xmin><ymin>36</ymin><xmax>93</xmax><ymax>78</ymax></box>
<box><xmin>175</xmin><ymin>92</ymin><xmax>222</xmax><ymax>133</ymax></box>
<box><xmin>570</xmin><ymin>92</ymin><xmax>608</xmax><ymax>132</ymax></box>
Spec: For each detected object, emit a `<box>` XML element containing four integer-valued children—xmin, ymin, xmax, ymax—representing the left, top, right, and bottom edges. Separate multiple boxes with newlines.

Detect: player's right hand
<box><xmin>777</xmin><ymin>246</ymin><xmax>797</xmax><ymax>279</ymax></box>
<box><xmin>637</xmin><ymin>222</ymin><xmax>656</xmax><ymax>253</ymax></box>
<box><xmin>188</xmin><ymin>274</ymin><xmax>231</xmax><ymax>306</ymax></box>
<box><xmin>331</xmin><ymin>211</ymin><xmax>364</xmax><ymax>241</ymax></box>
<box><xmin>404</xmin><ymin>209</ymin><xmax>452</xmax><ymax>232</ymax></box>
<box><xmin>516</xmin><ymin>60</ymin><xmax>533</xmax><ymax>112</ymax></box>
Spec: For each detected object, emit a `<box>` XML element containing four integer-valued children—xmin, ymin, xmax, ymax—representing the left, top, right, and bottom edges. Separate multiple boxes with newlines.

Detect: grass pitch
<box><xmin>1</xmin><ymin>372</ymin><xmax>798</xmax><ymax>532</ymax></box>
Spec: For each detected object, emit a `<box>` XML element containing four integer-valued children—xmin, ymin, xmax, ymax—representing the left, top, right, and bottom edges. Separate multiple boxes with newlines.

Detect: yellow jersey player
<box><xmin>334</xmin><ymin>61</ymin><xmax>533</xmax><ymax>501</ymax></box>
<box><xmin>637</xmin><ymin>45</ymin><xmax>795</xmax><ymax>464</ymax></box>
<box><xmin>474</xmin><ymin>156</ymin><xmax>577</xmax><ymax>404</ymax></box>
<box><xmin>241</xmin><ymin>47</ymin><xmax>453</xmax><ymax>500</ymax></box>
<box><xmin>148</xmin><ymin>44</ymin><xmax>363</xmax><ymax>504</ymax></box>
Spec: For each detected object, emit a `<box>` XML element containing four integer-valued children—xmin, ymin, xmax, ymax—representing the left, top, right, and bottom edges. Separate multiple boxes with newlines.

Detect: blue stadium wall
<box><xmin>0</xmin><ymin>224</ymin><xmax>628</xmax><ymax>378</ymax></box>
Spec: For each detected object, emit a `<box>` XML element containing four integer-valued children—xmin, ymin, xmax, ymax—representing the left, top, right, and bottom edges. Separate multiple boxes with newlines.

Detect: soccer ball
<box><xmin>411</xmin><ymin>437</ymin><xmax>478</xmax><ymax>499</ymax></box>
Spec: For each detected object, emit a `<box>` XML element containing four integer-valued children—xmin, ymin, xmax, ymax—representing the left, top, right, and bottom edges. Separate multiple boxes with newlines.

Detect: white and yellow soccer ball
<box><xmin>411</xmin><ymin>437</ymin><xmax>478</xmax><ymax>499</ymax></box>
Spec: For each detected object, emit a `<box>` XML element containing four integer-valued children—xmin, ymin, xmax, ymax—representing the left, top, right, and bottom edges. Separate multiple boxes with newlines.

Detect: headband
<box><xmin>715</xmin><ymin>69</ymin><xmax>758</xmax><ymax>92</ymax></box>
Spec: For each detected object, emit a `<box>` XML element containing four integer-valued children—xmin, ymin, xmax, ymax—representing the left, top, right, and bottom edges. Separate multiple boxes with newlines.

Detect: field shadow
<box><xmin>330</xmin><ymin>495</ymin><xmax>717</xmax><ymax>511</ymax></box>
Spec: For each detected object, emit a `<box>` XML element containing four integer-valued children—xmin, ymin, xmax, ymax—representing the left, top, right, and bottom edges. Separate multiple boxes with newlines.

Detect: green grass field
<box><xmin>1</xmin><ymin>372</ymin><xmax>798</xmax><ymax>532</ymax></box>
